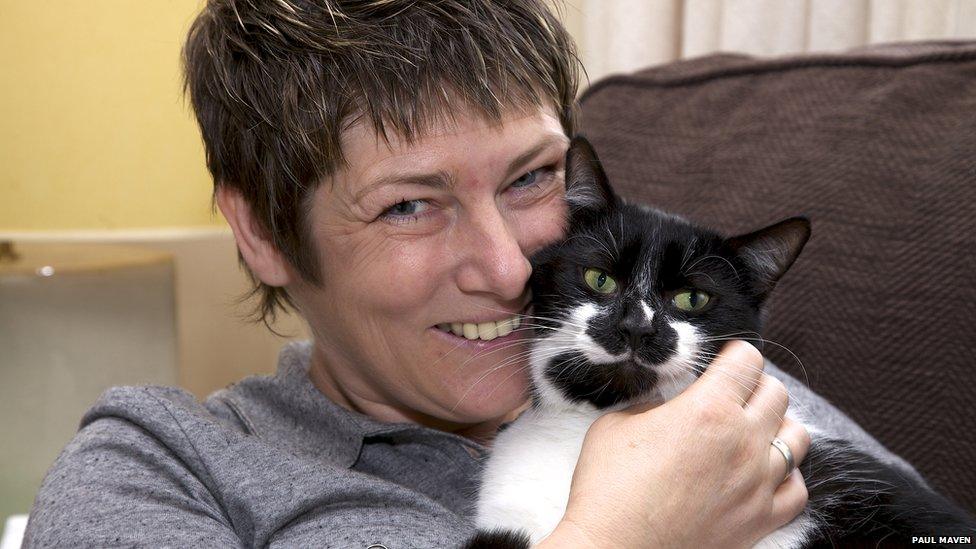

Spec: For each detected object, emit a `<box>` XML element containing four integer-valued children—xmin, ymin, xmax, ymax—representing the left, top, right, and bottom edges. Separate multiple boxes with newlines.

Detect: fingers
<box><xmin>769</xmin><ymin>469</ymin><xmax>809</xmax><ymax>529</ymax></box>
<box><xmin>768</xmin><ymin>417</ymin><xmax>812</xmax><ymax>487</ymax></box>
<box><xmin>746</xmin><ymin>374</ymin><xmax>789</xmax><ymax>433</ymax></box>
<box><xmin>687</xmin><ymin>340</ymin><xmax>765</xmax><ymax>408</ymax></box>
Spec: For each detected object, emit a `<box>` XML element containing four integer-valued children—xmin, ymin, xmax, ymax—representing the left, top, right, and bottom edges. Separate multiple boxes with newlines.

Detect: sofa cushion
<box><xmin>578</xmin><ymin>41</ymin><xmax>976</xmax><ymax>513</ymax></box>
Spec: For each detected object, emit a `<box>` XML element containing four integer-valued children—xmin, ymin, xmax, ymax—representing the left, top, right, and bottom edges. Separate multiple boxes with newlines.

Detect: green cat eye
<box><xmin>583</xmin><ymin>268</ymin><xmax>617</xmax><ymax>294</ymax></box>
<box><xmin>673</xmin><ymin>290</ymin><xmax>711</xmax><ymax>312</ymax></box>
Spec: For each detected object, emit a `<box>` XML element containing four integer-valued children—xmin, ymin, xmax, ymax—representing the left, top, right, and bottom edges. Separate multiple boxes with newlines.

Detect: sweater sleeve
<box><xmin>24</xmin><ymin>391</ymin><xmax>244</xmax><ymax>548</ymax></box>
<box><xmin>765</xmin><ymin>359</ymin><xmax>927</xmax><ymax>486</ymax></box>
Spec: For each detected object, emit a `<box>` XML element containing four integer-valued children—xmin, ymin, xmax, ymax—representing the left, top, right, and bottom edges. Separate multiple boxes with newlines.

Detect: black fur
<box><xmin>802</xmin><ymin>438</ymin><xmax>976</xmax><ymax>547</ymax></box>
<box><xmin>466</xmin><ymin>137</ymin><xmax>975</xmax><ymax>547</ymax></box>
<box><xmin>530</xmin><ymin>136</ymin><xmax>810</xmax><ymax>408</ymax></box>
<box><xmin>462</xmin><ymin>529</ymin><xmax>530</xmax><ymax>549</ymax></box>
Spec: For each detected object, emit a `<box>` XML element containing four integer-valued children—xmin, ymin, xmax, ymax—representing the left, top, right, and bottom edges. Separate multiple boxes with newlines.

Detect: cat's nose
<box><xmin>619</xmin><ymin>315</ymin><xmax>656</xmax><ymax>350</ymax></box>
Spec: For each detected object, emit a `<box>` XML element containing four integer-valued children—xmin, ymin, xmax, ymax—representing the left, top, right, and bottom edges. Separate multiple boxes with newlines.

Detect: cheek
<box><xmin>320</xmin><ymin>233</ymin><xmax>447</xmax><ymax>317</ymax></box>
<box><xmin>513</xmin><ymin>192</ymin><xmax>568</xmax><ymax>254</ymax></box>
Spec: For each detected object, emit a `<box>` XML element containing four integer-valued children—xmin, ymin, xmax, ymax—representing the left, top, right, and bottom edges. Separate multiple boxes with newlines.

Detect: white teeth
<box><xmin>478</xmin><ymin>322</ymin><xmax>498</xmax><ymax>341</ymax></box>
<box><xmin>437</xmin><ymin>314</ymin><xmax>523</xmax><ymax>341</ymax></box>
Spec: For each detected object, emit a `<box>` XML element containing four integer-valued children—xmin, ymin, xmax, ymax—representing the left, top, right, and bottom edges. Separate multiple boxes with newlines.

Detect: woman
<box><xmin>24</xmin><ymin>1</ymin><xmax>832</xmax><ymax>546</ymax></box>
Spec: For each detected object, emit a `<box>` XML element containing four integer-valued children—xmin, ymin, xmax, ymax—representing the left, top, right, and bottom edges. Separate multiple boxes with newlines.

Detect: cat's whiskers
<box><xmin>452</xmin><ymin>334</ymin><xmax>559</xmax><ymax>371</ymax></box>
<box><xmin>456</xmin><ymin>321</ymin><xmax>592</xmax><ymax>375</ymax></box>
<box><xmin>450</xmin><ymin>342</ymin><xmax>582</xmax><ymax>411</ymax></box>
<box><xmin>686</xmin><ymin>362</ymin><xmax>796</xmax><ymax>427</ymax></box>
<box><xmin>682</xmin><ymin>254</ymin><xmax>741</xmax><ymax>281</ymax></box>
<box><xmin>467</xmin><ymin>302</ymin><xmax>593</xmax><ymax>336</ymax></box>
<box><xmin>698</xmin><ymin>336</ymin><xmax>811</xmax><ymax>388</ymax></box>
<box><xmin>470</xmin><ymin>330</ymin><xmax>812</xmax><ymax>423</ymax></box>
<box><xmin>456</xmin><ymin>232</ymin><xmax>810</xmax><ymax>429</ymax></box>
<box><xmin>517</xmin><ymin>310</ymin><xmax>591</xmax><ymax>331</ymax></box>
<box><xmin>467</xmin><ymin>351</ymin><xmax>587</xmax><ymax>411</ymax></box>
<box><xmin>617</xmin><ymin>213</ymin><xmax>624</xmax><ymax>257</ymax></box>
<box><xmin>435</xmin><ymin>318</ymin><xmax>577</xmax><ymax>372</ymax></box>
<box><xmin>678</xmin><ymin>237</ymin><xmax>697</xmax><ymax>271</ymax></box>
<box><xmin>446</xmin><ymin>340</ymin><xmax>569</xmax><ymax>411</ymax></box>
<box><xmin>566</xmin><ymin>232</ymin><xmax>616</xmax><ymax>263</ymax></box>
<box><xmin>428</xmin><ymin>331</ymin><xmax>482</xmax><ymax>368</ymax></box>
<box><xmin>664</xmin><ymin>364</ymin><xmax>681</xmax><ymax>400</ymax></box>
<box><xmin>682</xmin><ymin>270</ymin><xmax>717</xmax><ymax>287</ymax></box>
<box><xmin>684</xmin><ymin>360</ymin><xmax>755</xmax><ymax>409</ymax></box>
<box><xmin>685</xmin><ymin>355</ymin><xmax>794</xmax><ymax>424</ymax></box>
<box><xmin>427</xmin><ymin>315</ymin><xmax>555</xmax><ymax>373</ymax></box>
<box><xmin>605</xmin><ymin>216</ymin><xmax>620</xmax><ymax>257</ymax></box>
<box><xmin>699</xmin><ymin>330</ymin><xmax>763</xmax><ymax>341</ymax></box>
<box><xmin>450</xmin><ymin>358</ymin><xmax>531</xmax><ymax>412</ymax></box>
<box><xmin>590</xmin><ymin>375</ymin><xmax>615</xmax><ymax>404</ymax></box>
<box><xmin>516</xmin><ymin>323</ymin><xmax>584</xmax><ymax>339</ymax></box>
<box><xmin>532</xmin><ymin>355</ymin><xmax>584</xmax><ymax>397</ymax></box>
<box><xmin>548</xmin><ymin>354</ymin><xmax>592</xmax><ymax>387</ymax></box>
<box><xmin>690</xmin><ymin>352</ymin><xmax>815</xmax><ymax>422</ymax></box>
<box><xmin>456</xmin><ymin>327</ymin><xmax>795</xmax><ymax>417</ymax></box>
<box><xmin>483</xmin><ymin>363</ymin><xmax>536</xmax><ymax>402</ymax></box>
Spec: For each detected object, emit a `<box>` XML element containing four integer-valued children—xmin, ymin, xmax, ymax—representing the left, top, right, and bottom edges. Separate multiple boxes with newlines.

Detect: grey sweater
<box><xmin>24</xmin><ymin>341</ymin><xmax>920</xmax><ymax>548</ymax></box>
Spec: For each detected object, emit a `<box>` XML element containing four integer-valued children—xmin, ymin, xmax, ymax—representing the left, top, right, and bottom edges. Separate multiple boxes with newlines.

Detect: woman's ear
<box><xmin>216</xmin><ymin>185</ymin><xmax>294</xmax><ymax>287</ymax></box>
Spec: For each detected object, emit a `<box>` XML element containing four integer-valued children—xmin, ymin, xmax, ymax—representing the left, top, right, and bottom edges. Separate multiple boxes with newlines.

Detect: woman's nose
<box><xmin>455</xmin><ymin>207</ymin><xmax>532</xmax><ymax>301</ymax></box>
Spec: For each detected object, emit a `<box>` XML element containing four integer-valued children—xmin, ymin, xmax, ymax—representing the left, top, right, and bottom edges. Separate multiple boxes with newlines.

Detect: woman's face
<box><xmin>290</xmin><ymin>105</ymin><xmax>569</xmax><ymax>430</ymax></box>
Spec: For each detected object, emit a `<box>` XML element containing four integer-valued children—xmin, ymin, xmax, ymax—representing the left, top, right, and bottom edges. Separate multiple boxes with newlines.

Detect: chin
<box><xmin>446</xmin><ymin>367</ymin><xmax>531</xmax><ymax>422</ymax></box>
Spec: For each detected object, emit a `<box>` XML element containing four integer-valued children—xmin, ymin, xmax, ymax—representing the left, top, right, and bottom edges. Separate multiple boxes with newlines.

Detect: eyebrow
<box><xmin>502</xmin><ymin>134</ymin><xmax>568</xmax><ymax>180</ymax></box>
<box><xmin>353</xmin><ymin>171</ymin><xmax>452</xmax><ymax>204</ymax></box>
<box><xmin>353</xmin><ymin>133</ymin><xmax>568</xmax><ymax>204</ymax></box>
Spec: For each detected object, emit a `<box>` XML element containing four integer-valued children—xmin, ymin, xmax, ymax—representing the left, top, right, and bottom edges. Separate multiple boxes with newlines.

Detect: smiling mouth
<box><xmin>434</xmin><ymin>312</ymin><xmax>525</xmax><ymax>342</ymax></box>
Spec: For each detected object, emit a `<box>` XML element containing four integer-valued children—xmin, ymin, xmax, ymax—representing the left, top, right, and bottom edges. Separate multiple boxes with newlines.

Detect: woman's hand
<box><xmin>539</xmin><ymin>340</ymin><xmax>811</xmax><ymax>549</ymax></box>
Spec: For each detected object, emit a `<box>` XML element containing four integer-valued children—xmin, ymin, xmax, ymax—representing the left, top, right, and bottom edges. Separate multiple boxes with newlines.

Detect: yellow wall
<box><xmin>0</xmin><ymin>1</ymin><xmax>586</xmax><ymax>232</ymax></box>
<box><xmin>0</xmin><ymin>0</ymin><xmax>222</xmax><ymax>230</ymax></box>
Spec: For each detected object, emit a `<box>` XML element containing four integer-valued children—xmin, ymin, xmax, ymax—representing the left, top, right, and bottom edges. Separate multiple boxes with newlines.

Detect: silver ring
<box><xmin>770</xmin><ymin>437</ymin><xmax>795</xmax><ymax>483</ymax></box>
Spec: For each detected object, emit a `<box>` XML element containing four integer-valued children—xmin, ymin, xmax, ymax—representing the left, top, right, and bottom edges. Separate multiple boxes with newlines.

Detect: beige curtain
<box><xmin>556</xmin><ymin>0</ymin><xmax>976</xmax><ymax>83</ymax></box>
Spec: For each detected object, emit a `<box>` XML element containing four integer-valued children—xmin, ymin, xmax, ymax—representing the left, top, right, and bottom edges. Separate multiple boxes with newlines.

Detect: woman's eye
<box><xmin>583</xmin><ymin>268</ymin><xmax>617</xmax><ymax>294</ymax></box>
<box><xmin>382</xmin><ymin>199</ymin><xmax>428</xmax><ymax>219</ymax></box>
<box><xmin>511</xmin><ymin>168</ymin><xmax>541</xmax><ymax>188</ymax></box>
<box><xmin>672</xmin><ymin>290</ymin><xmax>711</xmax><ymax>312</ymax></box>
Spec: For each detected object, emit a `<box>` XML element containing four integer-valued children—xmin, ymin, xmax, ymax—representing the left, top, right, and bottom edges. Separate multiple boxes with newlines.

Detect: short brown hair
<box><xmin>183</xmin><ymin>0</ymin><xmax>581</xmax><ymax>328</ymax></box>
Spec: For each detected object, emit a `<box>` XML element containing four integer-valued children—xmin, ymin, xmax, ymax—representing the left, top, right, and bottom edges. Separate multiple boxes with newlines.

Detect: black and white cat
<box><xmin>466</xmin><ymin>137</ymin><xmax>976</xmax><ymax>548</ymax></box>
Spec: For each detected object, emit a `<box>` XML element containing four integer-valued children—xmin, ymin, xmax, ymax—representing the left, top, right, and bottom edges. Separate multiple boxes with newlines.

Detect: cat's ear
<box><xmin>727</xmin><ymin>217</ymin><xmax>811</xmax><ymax>300</ymax></box>
<box><xmin>565</xmin><ymin>135</ymin><xmax>616</xmax><ymax>217</ymax></box>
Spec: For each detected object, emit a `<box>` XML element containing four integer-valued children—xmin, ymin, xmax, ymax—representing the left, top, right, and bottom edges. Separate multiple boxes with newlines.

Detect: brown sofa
<box><xmin>578</xmin><ymin>41</ymin><xmax>976</xmax><ymax>514</ymax></box>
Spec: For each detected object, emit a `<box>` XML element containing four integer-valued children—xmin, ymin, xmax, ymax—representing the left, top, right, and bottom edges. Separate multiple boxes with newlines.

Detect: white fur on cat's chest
<box><xmin>475</xmin><ymin>404</ymin><xmax>602</xmax><ymax>544</ymax></box>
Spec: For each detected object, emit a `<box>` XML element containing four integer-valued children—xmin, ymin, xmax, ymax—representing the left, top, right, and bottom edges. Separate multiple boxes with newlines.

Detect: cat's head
<box><xmin>526</xmin><ymin>137</ymin><xmax>811</xmax><ymax>409</ymax></box>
